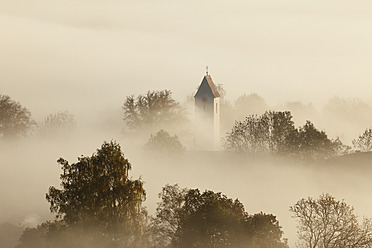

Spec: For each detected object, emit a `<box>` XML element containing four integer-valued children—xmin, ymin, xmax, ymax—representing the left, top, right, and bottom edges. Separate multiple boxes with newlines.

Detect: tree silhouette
<box><xmin>352</xmin><ymin>128</ymin><xmax>372</xmax><ymax>152</ymax></box>
<box><xmin>149</xmin><ymin>186</ymin><xmax>288</xmax><ymax>248</ymax></box>
<box><xmin>223</xmin><ymin>111</ymin><xmax>296</xmax><ymax>154</ymax></box>
<box><xmin>122</xmin><ymin>90</ymin><xmax>186</xmax><ymax>133</ymax></box>
<box><xmin>223</xmin><ymin>111</ymin><xmax>337</xmax><ymax>160</ymax></box>
<box><xmin>0</xmin><ymin>94</ymin><xmax>35</xmax><ymax>138</ymax></box>
<box><xmin>144</xmin><ymin>130</ymin><xmax>185</xmax><ymax>156</ymax></box>
<box><xmin>18</xmin><ymin>141</ymin><xmax>146</xmax><ymax>248</ymax></box>
<box><xmin>290</xmin><ymin>194</ymin><xmax>372</xmax><ymax>248</ymax></box>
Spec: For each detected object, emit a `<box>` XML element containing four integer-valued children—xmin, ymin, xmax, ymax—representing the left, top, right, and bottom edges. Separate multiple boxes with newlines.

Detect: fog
<box><xmin>2</xmin><ymin>131</ymin><xmax>372</xmax><ymax>247</ymax></box>
<box><xmin>1</xmin><ymin>0</ymin><xmax>372</xmax><ymax>120</ymax></box>
<box><xmin>1</xmin><ymin>1</ymin><xmax>372</xmax><ymax>247</ymax></box>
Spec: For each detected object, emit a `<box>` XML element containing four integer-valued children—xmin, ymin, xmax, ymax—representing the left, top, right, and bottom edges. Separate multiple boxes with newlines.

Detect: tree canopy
<box><xmin>290</xmin><ymin>194</ymin><xmax>372</xmax><ymax>248</ymax></box>
<box><xmin>122</xmin><ymin>90</ymin><xmax>186</xmax><ymax>133</ymax></box>
<box><xmin>149</xmin><ymin>184</ymin><xmax>288</xmax><ymax>248</ymax></box>
<box><xmin>147</xmin><ymin>184</ymin><xmax>188</xmax><ymax>248</ymax></box>
<box><xmin>295</xmin><ymin>121</ymin><xmax>335</xmax><ymax>160</ymax></box>
<box><xmin>18</xmin><ymin>141</ymin><xmax>146</xmax><ymax>248</ymax></box>
<box><xmin>173</xmin><ymin>189</ymin><xmax>248</xmax><ymax>248</ymax></box>
<box><xmin>0</xmin><ymin>94</ymin><xmax>35</xmax><ymax>138</ymax></box>
<box><xmin>144</xmin><ymin>129</ymin><xmax>185</xmax><ymax>156</ymax></box>
<box><xmin>223</xmin><ymin>111</ymin><xmax>339</xmax><ymax>161</ymax></box>
<box><xmin>223</xmin><ymin>111</ymin><xmax>296</xmax><ymax>154</ymax></box>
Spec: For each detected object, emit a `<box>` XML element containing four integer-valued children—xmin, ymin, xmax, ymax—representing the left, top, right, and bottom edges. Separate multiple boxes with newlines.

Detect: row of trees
<box><xmin>222</xmin><ymin>111</ymin><xmax>350</xmax><ymax>161</ymax></box>
<box><xmin>3</xmin><ymin>92</ymin><xmax>372</xmax><ymax>156</ymax></box>
<box><xmin>16</xmin><ymin>141</ymin><xmax>372</xmax><ymax>248</ymax></box>
<box><xmin>16</xmin><ymin>141</ymin><xmax>287</xmax><ymax>248</ymax></box>
<box><xmin>217</xmin><ymin>86</ymin><xmax>372</xmax><ymax>139</ymax></box>
<box><xmin>0</xmin><ymin>94</ymin><xmax>76</xmax><ymax>139</ymax></box>
<box><xmin>6</xmin><ymin>84</ymin><xmax>370</xmax><ymax>141</ymax></box>
<box><xmin>123</xmin><ymin>90</ymin><xmax>372</xmax><ymax>157</ymax></box>
<box><xmin>148</xmin><ymin>185</ymin><xmax>287</xmax><ymax>248</ymax></box>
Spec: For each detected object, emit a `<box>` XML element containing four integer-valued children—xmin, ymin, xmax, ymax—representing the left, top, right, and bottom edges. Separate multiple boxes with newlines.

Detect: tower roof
<box><xmin>195</xmin><ymin>75</ymin><xmax>220</xmax><ymax>98</ymax></box>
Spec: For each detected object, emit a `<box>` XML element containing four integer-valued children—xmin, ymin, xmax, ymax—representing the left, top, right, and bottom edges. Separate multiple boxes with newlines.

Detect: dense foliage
<box><xmin>0</xmin><ymin>94</ymin><xmax>35</xmax><ymax>138</ymax></box>
<box><xmin>223</xmin><ymin>111</ymin><xmax>296</xmax><ymax>154</ymax></box>
<box><xmin>144</xmin><ymin>129</ymin><xmax>185</xmax><ymax>155</ymax></box>
<box><xmin>223</xmin><ymin>111</ymin><xmax>340</xmax><ymax>161</ymax></box>
<box><xmin>18</xmin><ymin>141</ymin><xmax>147</xmax><ymax>248</ymax></box>
<box><xmin>149</xmin><ymin>184</ymin><xmax>288</xmax><ymax>248</ymax></box>
<box><xmin>122</xmin><ymin>90</ymin><xmax>186</xmax><ymax>133</ymax></box>
<box><xmin>147</xmin><ymin>184</ymin><xmax>188</xmax><ymax>248</ymax></box>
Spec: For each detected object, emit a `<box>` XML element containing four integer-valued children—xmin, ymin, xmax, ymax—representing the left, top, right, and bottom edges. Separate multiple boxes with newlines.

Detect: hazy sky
<box><xmin>1</xmin><ymin>3</ymin><xmax>372</xmax><ymax>245</ymax></box>
<box><xmin>1</xmin><ymin>0</ymin><xmax>372</xmax><ymax>121</ymax></box>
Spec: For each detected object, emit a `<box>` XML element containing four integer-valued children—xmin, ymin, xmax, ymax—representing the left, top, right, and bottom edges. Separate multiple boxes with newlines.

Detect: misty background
<box><xmin>1</xmin><ymin>0</ymin><xmax>372</xmax><ymax>247</ymax></box>
<box><xmin>1</xmin><ymin>0</ymin><xmax>372</xmax><ymax>121</ymax></box>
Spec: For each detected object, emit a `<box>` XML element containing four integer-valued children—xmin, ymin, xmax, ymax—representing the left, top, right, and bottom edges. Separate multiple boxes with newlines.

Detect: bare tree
<box><xmin>38</xmin><ymin>111</ymin><xmax>76</xmax><ymax>138</ymax></box>
<box><xmin>290</xmin><ymin>194</ymin><xmax>372</xmax><ymax>248</ymax></box>
<box><xmin>352</xmin><ymin>128</ymin><xmax>372</xmax><ymax>152</ymax></box>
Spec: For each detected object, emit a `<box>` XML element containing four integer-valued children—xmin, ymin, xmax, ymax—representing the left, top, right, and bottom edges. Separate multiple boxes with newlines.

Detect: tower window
<box><xmin>216</xmin><ymin>103</ymin><xmax>218</xmax><ymax>113</ymax></box>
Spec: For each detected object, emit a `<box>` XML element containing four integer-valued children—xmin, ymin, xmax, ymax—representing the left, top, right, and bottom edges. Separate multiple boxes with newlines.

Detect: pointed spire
<box><xmin>206</xmin><ymin>66</ymin><xmax>209</xmax><ymax>76</ymax></box>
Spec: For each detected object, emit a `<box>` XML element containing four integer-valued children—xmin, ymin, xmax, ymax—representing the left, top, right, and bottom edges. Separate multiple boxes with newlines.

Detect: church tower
<box><xmin>194</xmin><ymin>68</ymin><xmax>220</xmax><ymax>150</ymax></box>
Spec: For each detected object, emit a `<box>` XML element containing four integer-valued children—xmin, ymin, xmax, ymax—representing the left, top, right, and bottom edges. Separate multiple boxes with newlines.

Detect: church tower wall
<box><xmin>194</xmin><ymin>74</ymin><xmax>221</xmax><ymax>150</ymax></box>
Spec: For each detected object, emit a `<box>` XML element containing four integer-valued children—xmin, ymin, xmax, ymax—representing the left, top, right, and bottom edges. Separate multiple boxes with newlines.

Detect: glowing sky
<box><xmin>1</xmin><ymin>0</ymin><xmax>372</xmax><ymax>121</ymax></box>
